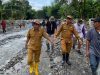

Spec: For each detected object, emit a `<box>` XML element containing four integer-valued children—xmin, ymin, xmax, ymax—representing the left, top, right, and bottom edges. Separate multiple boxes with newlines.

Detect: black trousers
<box><xmin>62</xmin><ymin>53</ymin><xmax>69</xmax><ymax>62</ymax></box>
<box><xmin>2</xmin><ymin>28</ymin><xmax>6</xmax><ymax>33</ymax></box>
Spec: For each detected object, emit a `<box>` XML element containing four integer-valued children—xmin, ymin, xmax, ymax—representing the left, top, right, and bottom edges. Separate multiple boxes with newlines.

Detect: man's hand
<box><xmin>54</xmin><ymin>35</ymin><xmax>58</xmax><ymax>45</ymax></box>
<box><xmin>50</xmin><ymin>40</ymin><xmax>54</xmax><ymax>45</ymax></box>
<box><xmin>78</xmin><ymin>39</ymin><xmax>82</xmax><ymax>45</ymax></box>
<box><xmin>54</xmin><ymin>35</ymin><xmax>56</xmax><ymax>39</ymax></box>
<box><xmin>86</xmin><ymin>51</ymin><xmax>90</xmax><ymax>57</ymax></box>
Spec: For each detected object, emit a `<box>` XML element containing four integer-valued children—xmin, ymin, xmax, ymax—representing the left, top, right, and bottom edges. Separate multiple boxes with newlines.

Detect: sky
<box><xmin>2</xmin><ymin>0</ymin><xmax>54</xmax><ymax>10</ymax></box>
<box><xmin>28</xmin><ymin>0</ymin><xmax>54</xmax><ymax>10</ymax></box>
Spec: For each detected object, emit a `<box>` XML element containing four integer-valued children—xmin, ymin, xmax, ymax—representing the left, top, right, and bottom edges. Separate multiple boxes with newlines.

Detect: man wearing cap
<box><xmin>25</xmin><ymin>20</ymin><xmax>52</xmax><ymax>75</ymax></box>
<box><xmin>55</xmin><ymin>15</ymin><xmax>82</xmax><ymax>65</ymax></box>
<box><xmin>73</xmin><ymin>19</ymin><xmax>86</xmax><ymax>54</ymax></box>
<box><xmin>86</xmin><ymin>17</ymin><xmax>100</xmax><ymax>75</ymax></box>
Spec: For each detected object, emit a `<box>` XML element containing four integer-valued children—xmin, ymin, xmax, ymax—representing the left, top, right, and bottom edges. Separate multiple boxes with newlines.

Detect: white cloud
<box><xmin>2</xmin><ymin>0</ymin><xmax>54</xmax><ymax>10</ymax></box>
<box><xmin>2</xmin><ymin>0</ymin><xmax>10</xmax><ymax>3</ymax></box>
<box><xmin>28</xmin><ymin>0</ymin><xmax>54</xmax><ymax>10</ymax></box>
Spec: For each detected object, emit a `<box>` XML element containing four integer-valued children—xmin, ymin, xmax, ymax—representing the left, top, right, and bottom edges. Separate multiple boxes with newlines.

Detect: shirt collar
<box><xmin>32</xmin><ymin>27</ymin><xmax>41</xmax><ymax>31</ymax></box>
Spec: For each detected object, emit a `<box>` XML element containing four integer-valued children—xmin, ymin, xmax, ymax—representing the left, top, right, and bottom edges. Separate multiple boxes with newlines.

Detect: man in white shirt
<box><xmin>73</xmin><ymin>19</ymin><xmax>86</xmax><ymax>54</ymax></box>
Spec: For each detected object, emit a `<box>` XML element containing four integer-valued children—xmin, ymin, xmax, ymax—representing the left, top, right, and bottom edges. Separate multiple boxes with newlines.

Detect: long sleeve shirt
<box><xmin>56</xmin><ymin>23</ymin><xmax>80</xmax><ymax>43</ymax></box>
<box><xmin>27</xmin><ymin>28</ymin><xmax>50</xmax><ymax>50</ymax></box>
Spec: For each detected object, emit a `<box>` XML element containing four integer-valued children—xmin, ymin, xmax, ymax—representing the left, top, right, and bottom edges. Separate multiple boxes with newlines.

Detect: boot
<box><xmin>46</xmin><ymin>43</ymin><xmax>50</xmax><ymax>52</ymax></box>
<box><xmin>29</xmin><ymin>64</ymin><xmax>34</xmax><ymax>74</ymax></box>
<box><xmin>66</xmin><ymin>61</ymin><xmax>71</xmax><ymax>65</ymax></box>
<box><xmin>35</xmin><ymin>62</ymin><xmax>39</xmax><ymax>75</ymax></box>
<box><xmin>32</xmin><ymin>62</ymin><xmax>35</xmax><ymax>72</ymax></box>
<box><xmin>65</xmin><ymin>53</ymin><xmax>71</xmax><ymax>65</ymax></box>
<box><xmin>62</xmin><ymin>54</ymin><xmax>66</xmax><ymax>66</ymax></box>
<box><xmin>73</xmin><ymin>44</ymin><xmax>75</xmax><ymax>49</ymax></box>
<box><xmin>62</xmin><ymin>54</ymin><xmax>66</xmax><ymax>61</ymax></box>
<box><xmin>76</xmin><ymin>49</ymin><xmax>82</xmax><ymax>55</ymax></box>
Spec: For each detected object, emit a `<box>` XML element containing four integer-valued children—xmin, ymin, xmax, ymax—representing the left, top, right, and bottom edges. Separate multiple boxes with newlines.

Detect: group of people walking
<box><xmin>25</xmin><ymin>15</ymin><xmax>100</xmax><ymax>75</ymax></box>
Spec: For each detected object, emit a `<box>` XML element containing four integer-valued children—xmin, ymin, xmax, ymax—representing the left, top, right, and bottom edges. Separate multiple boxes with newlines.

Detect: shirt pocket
<box><xmin>69</xmin><ymin>27</ymin><xmax>73</xmax><ymax>32</ymax></box>
<box><xmin>63</xmin><ymin>27</ymin><xmax>68</xmax><ymax>32</ymax></box>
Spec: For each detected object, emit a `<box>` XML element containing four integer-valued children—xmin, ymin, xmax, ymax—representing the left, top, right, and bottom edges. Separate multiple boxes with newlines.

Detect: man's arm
<box><xmin>82</xmin><ymin>26</ymin><xmax>86</xmax><ymax>38</ymax></box>
<box><xmin>25</xmin><ymin>30</ymin><xmax>30</xmax><ymax>48</ymax></box>
<box><xmin>73</xmin><ymin>26</ymin><xmax>81</xmax><ymax>41</ymax></box>
<box><xmin>73</xmin><ymin>26</ymin><xmax>83</xmax><ymax>46</ymax></box>
<box><xmin>43</xmin><ymin>30</ymin><xmax>52</xmax><ymax>43</ymax></box>
<box><xmin>86</xmin><ymin>39</ymin><xmax>90</xmax><ymax>57</ymax></box>
<box><xmin>54</xmin><ymin>22</ymin><xmax>57</xmax><ymax>33</ymax></box>
<box><xmin>85</xmin><ymin>30</ymin><xmax>91</xmax><ymax>57</ymax></box>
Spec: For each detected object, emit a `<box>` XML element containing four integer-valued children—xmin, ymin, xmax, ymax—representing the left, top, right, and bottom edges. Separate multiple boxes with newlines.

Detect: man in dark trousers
<box><xmin>55</xmin><ymin>15</ymin><xmax>82</xmax><ymax>65</ymax></box>
<box><xmin>41</xmin><ymin>19</ymin><xmax>46</xmax><ymax>28</ymax></box>
<box><xmin>46</xmin><ymin>16</ymin><xmax>57</xmax><ymax>52</ymax></box>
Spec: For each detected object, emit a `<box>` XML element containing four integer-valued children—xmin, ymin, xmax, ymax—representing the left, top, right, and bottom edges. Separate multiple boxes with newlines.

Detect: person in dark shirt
<box><xmin>41</xmin><ymin>19</ymin><xmax>46</xmax><ymax>28</ymax></box>
<box><xmin>86</xmin><ymin>17</ymin><xmax>100</xmax><ymax>75</ymax></box>
<box><xmin>46</xmin><ymin>16</ymin><xmax>57</xmax><ymax>52</ymax></box>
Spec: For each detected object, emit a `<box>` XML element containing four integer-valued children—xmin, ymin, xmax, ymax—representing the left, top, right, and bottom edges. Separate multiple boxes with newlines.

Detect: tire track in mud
<box><xmin>0</xmin><ymin>34</ymin><xmax>26</xmax><ymax>74</ymax></box>
<box><xmin>0</xmin><ymin>47</ymin><xmax>27</xmax><ymax>74</ymax></box>
<box><xmin>0</xmin><ymin>35</ymin><xmax>25</xmax><ymax>46</ymax></box>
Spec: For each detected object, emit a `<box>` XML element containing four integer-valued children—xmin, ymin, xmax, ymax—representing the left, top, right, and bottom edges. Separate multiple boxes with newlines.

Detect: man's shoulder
<box><xmin>40</xmin><ymin>27</ymin><xmax>45</xmax><ymax>32</ymax></box>
<box><xmin>59</xmin><ymin>23</ymin><xmax>65</xmax><ymax>27</ymax></box>
<box><xmin>29</xmin><ymin>28</ymin><xmax>34</xmax><ymax>31</ymax></box>
<box><xmin>87</xmin><ymin>28</ymin><xmax>95</xmax><ymax>35</ymax></box>
<box><xmin>62</xmin><ymin>23</ymin><xmax>74</xmax><ymax>27</ymax></box>
<box><xmin>88</xmin><ymin>28</ymin><xmax>94</xmax><ymax>32</ymax></box>
<box><xmin>28</xmin><ymin>28</ymin><xmax>34</xmax><ymax>33</ymax></box>
<box><xmin>69</xmin><ymin>24</ymin><xmax>74</xmax><ymax>28</ymax></box>
<box><xmin>61</xmin><ymin>23</ymin><xmax>69</xmax><ymax>26</ymax></box>
<box><xmin>73</xmin><ymin>23</ymin><xmax>77</xmax><ymax>26</ymax></box>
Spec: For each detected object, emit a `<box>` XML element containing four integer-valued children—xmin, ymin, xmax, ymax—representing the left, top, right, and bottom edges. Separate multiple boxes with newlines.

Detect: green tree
<box><xmin>0</xmin><ymin>0</ymin><xmax>2</xmax><ymax>19</ymax></box>
<box><xmin>0</xmin><ymin>0</ymin><xmax>2</xmax><ymax>5</ymax></box>
<box><xmin>0</xmin><ymin>0</ymin><xmax>35</xmax><ymax>19</ymax></box>
<box><xmin>26</xmin><ymin>9</ymin><xmax>36</xmax><ymax>19</ymax></box>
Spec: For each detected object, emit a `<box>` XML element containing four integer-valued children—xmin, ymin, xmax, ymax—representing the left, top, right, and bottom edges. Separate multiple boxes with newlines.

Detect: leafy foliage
<box><xmin>39</xmin><ymin>0</ymin><xmax>100</xmax><ymax>19</ymax></box>
<box><xmin>0</xmin><ymin>0</ymin><xmax>35</xmax><ymax>20</ymax></box>
<box><xmin>0</xmin><ymin>0</ymin><xmax>100</xmax><ymax>20</ymax></box>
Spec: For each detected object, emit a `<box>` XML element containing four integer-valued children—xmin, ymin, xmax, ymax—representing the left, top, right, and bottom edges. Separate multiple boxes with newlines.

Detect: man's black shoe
<box><xmin>66</xmin><ymin>61</ymin><xmax>71</xmax><ymax>65</ymax></box>
<box><xmin>77</xmin><ymin>50</ymin><xmax>82</xmax><ymax>55</ymax></box>
<box><xmin>61</xmin><ymin>61</ymin><xmax>65</xmax><ymax>66</ymax></box>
